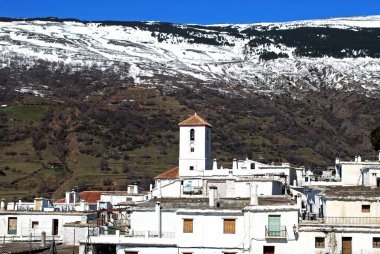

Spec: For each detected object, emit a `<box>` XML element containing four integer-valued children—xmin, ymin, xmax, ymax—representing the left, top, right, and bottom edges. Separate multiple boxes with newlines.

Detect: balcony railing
<box><xmin>128</xmin><ymin>230</ymin><xmax>175</xmax><ymax>238</ymax></box>
<box><xmin>265</xmin><ymin>225</ymin><xmax>287</xmax><ymax>238</ymax></box>
<box><xmin>324</xmin><ymin>217</ymin><xmax>380</xmax><ymax>225</ymax></box>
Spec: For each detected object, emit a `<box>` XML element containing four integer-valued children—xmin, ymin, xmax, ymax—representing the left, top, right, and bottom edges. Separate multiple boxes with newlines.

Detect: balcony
<box><xmin>265</xmin><ymin>225</ymin><xmax>287</xmax><ymax>239</ymax></box>
<box><xmin>324</xmin><ymin>217</ymin><xmax>380</xmax><ymax>225</ymax></box>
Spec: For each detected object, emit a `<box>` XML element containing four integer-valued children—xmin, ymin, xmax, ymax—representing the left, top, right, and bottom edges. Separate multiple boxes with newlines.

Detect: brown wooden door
<box><xmin>342</xmin><ymin>237</ymin><xmax>352</xmax><ymax>254</ymax></box>
<box><xmin>263</xmin><ymin>246</ymin><xmax>275</xmax><ymax>254</ymax></box>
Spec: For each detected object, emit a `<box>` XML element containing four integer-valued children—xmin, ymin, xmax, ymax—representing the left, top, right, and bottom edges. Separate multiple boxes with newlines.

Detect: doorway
<box><xmin>342</xmin><ymin>237</ymin><xmax>352</xmax><ymax>254</ymax></box>
<box><xmin>52</xmin><ymin>219</ymin><xmax>59</xmax><ymax>235</ymax></box>
<box><xmin>263</xmin><ymin>246</ymin><xmax>275</xmax><ymax>254</ymax></box>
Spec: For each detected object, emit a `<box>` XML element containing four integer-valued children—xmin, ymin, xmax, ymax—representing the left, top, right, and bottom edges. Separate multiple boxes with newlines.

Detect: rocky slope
<box><xmin>0</xmin><ymin>16</ymin><xmax>380</xmax><ymax>96</ymax></box>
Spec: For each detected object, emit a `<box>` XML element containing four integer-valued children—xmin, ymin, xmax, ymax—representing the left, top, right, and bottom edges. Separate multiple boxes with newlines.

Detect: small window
<box><xmin>190</xmin><ymin>166</ymin><xmax>194</xmax><ymax>171</ymax></box>
<box><xmin>8</xmin><ymin>217</ymin><xmax>17</xmax><ymax>235</ymax></box>
<box><xmin>373</xmin><ymin>237</ymin><xmax>380</xmax><ymax>248</ymax></box>
<box><xmin>315</xmin><ymin>237</ymin><xmax>325</xmax><ymax>248</ymax></box>
<box><xmin>190</xmin><ymin>142</ymin><xmax>194</xmax><ymax>152</ymax></box>
<box><xmin>183</xmin><ymin>219</ymin><xmax>193</xmax><ymax>233</ymax></box>
<box><xmin>223</xmin><ymin>219</ymin><xmax>235</xmax><ymax>234</ymax></box>
<box><xmin>362</xmin><ymin>204</ymin><xmax>370</xmax><ymax>213</ymax></box>
<box><xmin>190</xmin><ymin>129</ymin><xmax>195</xmax><ymax>141</ymax></box>
<box><xmin>251</xmin><ymin>163</ymin><xmax>255</xmax><ymax>169</ymax></box>
<box><xmin>32</xmin><ymin>221</ymin><xmax>39</xmax><ymax>229</ymax></box>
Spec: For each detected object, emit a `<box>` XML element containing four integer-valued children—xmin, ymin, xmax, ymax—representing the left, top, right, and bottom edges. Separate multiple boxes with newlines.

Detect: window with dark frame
<box><xmin>223</xmin><ymin>219</ymin><xmax>236</xmax><ymax>234</ymax></box>
<box><xmin>362</xmin><ymin>204</ymin><xmax>370</xmax><ymax>213</ymax></box>
<box><xmin>190</xmin><ymin>166</ymin><xmax>194</xmax><ymax>171</ymax></box>
<box><xmin>374</xmin><ymin>237</ymin><xmax>380</xmax><ymax>248</ymax></box>
<box><xmin>190</xmin><ymin>129</ymin><xmax>195</xmax><ymax>141</ymax></box>
<box><xmin>183</xmin><ymin>219</ymin><xmax>193</xmax><ymax>233</ymax></box>
<box><xmin>32</xmin><ymin>221</ymin><xmax>39</xmax><ymax>229</ymax></box>
<box><xmin>315</xmin><ymin>237</ymin><xmax>325</xmax><ymax>248</ymax></box>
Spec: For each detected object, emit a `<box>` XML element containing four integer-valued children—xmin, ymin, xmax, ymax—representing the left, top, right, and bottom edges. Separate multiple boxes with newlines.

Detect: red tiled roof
<box><xmin>53</xmin><ymin>191</ymin><xmax>130</xmax><ymax>204</ymax></box>
<box><xmin>155</xmin><ymin>166</ymin><xmax>179</xmax><ymax>179</ymax></box>
<box><xmin>178</xmin><ymin>114</ymin><xmax>212</xmax><ymax>128</ymax></box>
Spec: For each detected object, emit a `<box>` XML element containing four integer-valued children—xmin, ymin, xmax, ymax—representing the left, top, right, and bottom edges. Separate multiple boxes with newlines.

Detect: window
<box><xmin>267</xmin><ymin>215</ymin><xmax>281</xmax><ymax>237</ymax></box>
<box><xmin>190</xmin><ymin>142</ymin><xmax>194</xmax><ymax>152</ymax></box>
<box><xmin>32</xmin><ymin>221</ymin><xmax>39</xmax><ymax>229</ymax></box>
<box><xmin>251</xmin><ymin>163</ymin><xmax>255</xmax><ymax>169</ymax></box>
<box><xmin>362</xmin><ymin>204</ymin><xmax>370</xmax><ymax>213</ymax></box>
<box><xmin>8</xmin><ymin>217</ymin><xmax>17</xmax><ymax>235</ymax></box>
<box><xmin>183</xmin><ymin>219</ymin><xmax>193</xmax><ymax>233</ymax></box>
<box><xmin>190</xmin><ymin>129</ymin><xmax>195</xmax><ymax>141</ymax></box>
<box><xmin>315</xmin><ymin>237</ymin><xmax>325</xmax><ymax>248</ymax></box>
<box><xmin>374</xmin><ymin>238</ymin><xmax>380</xmax><ymax>248</ymax></box>
<box><xmin>223</xmin><ymin>219</ymin><xmax>235</xmax><ymax>234</ymax></box>
<box><xmin>190</xmin><ymin>166</ymin><xmax>194</xmax><ymax>171</ymax></box>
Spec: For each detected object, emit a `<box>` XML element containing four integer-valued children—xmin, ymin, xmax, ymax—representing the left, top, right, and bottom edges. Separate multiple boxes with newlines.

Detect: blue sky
<box><xmin>1</xmin><ymin>0</ymin><xmax>380</xmax><ymax>24</ymax></box>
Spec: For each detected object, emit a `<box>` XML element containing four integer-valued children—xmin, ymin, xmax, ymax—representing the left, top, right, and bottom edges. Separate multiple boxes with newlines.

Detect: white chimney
<box><xmin>18</xmin><ymin>199</ymin><xmax>22</xmax><ymax>210</ymax></box>
<box><xmin>355</xmin><ymin>156</ymin><xmax>358</xmax><ymax>162</ymax></box>
<box><xmin>250</xmin><ymin>184</ymin><xmax>258</xmax><ymax>206</ymax></box>
<box><xmin>335</xmin><ymin>157</ymin><xmax>340</xmax><ymax>164</ymax></box>
<box><xmin>209</xmin><ymin>186</ymin><xmax>217</xmax><ymax>207</ymax></box>
<box><xmin>232</xmin><ymin>158</ymin><xmax>237</xmax><ymax>170</ymax></box>
<box><xmin>213</xmin><ymin>159</ymin><xmax>217</xmax><ymax>170</ymax></box>
<box><xmin>358</xmin><ymin>156</ymin><xmax>362</xmax><ymax>162</ymax></box>
<box><xmin>155</xmin><ymin>202</ymin><xmax>161</xmax><ymax>238</ymax></box>
<box><xmin>133</xmin><ymin>184</ymin><xmax>138</xmax><ymax>194</ymax></box>
<box><xmin>157</xmin><ymin>181</ymin><xmax>162</xmax><ymax>198</ymax></box>
<box><xmin>297</xmin><ymin>194</ymin><xmax>302</xmax><ymax>210</ymax></box>
<box><xmin>149</xmin><ymin>184</ymin><xmax>153</xmax><ymax>192</ymax></box>
<box><xmin>371</xmin><ymin>173</ymin><xmax>378</xmax><ymax>189</ymax></box>
<box><xmin>0</xmin><ymin>199</ymin><xmax>5</xmax><ymax>211</ymax></box>
<box><xmin>293</xmin><ymin>179</ymin><xmax>297</xmax><ymax>187</ymax></box>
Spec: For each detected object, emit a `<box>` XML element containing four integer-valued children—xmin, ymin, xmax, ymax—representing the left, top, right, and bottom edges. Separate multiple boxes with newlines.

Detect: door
<box><xmin>52</xmin><ymin>219</ymin><xmax>59</xmax><ymax>235</ymax></box>
<box><xmin>263</xmin><ymin>246</ymin><xmax>275</xmax><ymax>254</ymax></box>
<box><xmin>342</xmin><ymin>237</ymin><xmax>352</xmax><ymax>254</ymax></box>
<box><xmin>268</xmin><ymin>215</ymin><xmax>281</xmax><ymax>236</ymax></box>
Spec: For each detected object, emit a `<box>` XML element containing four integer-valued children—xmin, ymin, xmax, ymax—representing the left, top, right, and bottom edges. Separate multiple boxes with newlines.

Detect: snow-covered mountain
<box><xmin>1</xmin><ymin>16</ymin><xmax>380</xmax><ymax>96</ymax></box>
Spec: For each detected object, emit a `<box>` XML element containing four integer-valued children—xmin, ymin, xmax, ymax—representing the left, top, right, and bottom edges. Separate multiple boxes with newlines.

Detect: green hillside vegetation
<box><xmin>0</xmin><ymin>64</ymin><xmax>379</xmax><ymax>201</ymax></box>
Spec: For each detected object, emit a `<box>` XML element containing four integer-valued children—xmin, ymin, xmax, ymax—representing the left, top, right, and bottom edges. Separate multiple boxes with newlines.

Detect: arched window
<box><xmin>190</xmin><ymin>129</ymin><xmax>195</xmax><ymax>141</ymax></box>
<box><xmin>190</xmin><ymin>142</ymin><xmax>195</xmax><ymax>152</ymax></box>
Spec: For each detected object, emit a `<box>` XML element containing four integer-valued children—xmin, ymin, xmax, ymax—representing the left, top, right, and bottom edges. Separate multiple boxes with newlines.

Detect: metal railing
<box><xmin>265</xmin><ymin>225</ymin><xmax>287</xmax><ymax>238</ymax></box>
<box><xmin>127</xmin><ymin>230</ymin><xmax>175</xmax><ymax>238</ymax></box>
<box><xmin>324</xmin><ymin>217</ymin><xmax>380</xmax><ymax>225</ymax></box>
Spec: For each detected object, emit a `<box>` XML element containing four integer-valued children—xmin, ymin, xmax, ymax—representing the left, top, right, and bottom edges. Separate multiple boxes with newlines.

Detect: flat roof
<box><xmin>134</xmin><ymin>196</ymin><xmax>294</xmax><ymax>211</ymax></box>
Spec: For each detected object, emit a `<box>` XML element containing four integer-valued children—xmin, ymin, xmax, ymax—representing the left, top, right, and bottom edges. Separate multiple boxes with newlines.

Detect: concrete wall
<box><xmin>326</xmin><ymin>199</ymin><xmax>380</xmax><ymax>217</ymax></box>
<box><xmin>0</xmin><ymin>213</ymin><xmax>88</xmax><ymax>239</ymax></box>
<box><xmin>63</xmin><ymin>225</ymin><xmax>98</xmax><ymax>246</ymax></box>
<box><xmin>299</xmin><ymin>230</ymin><xmax>380</xmax><ymax>254</ymax></box>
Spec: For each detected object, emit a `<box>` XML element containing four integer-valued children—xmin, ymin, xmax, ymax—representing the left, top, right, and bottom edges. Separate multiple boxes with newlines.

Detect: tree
<box><xmin>370</xmin><ymin>127</ymin><xmax>380</xmax><ymax>152</ymax></box>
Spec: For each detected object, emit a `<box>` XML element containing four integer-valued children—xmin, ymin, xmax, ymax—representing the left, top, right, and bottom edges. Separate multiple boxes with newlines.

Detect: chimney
<box><xmin>157</xmin><ymin>181</ymin><xmax>162</xmax><ymax>198</ymax></box>
<box><xmin>155</xmin><ymin>202</ymin><xmax>161</xmax><ymax>238</ymax></box>
<box><xmin>371</xmin><ymin>173</ymin><xmax>378</xmax><ymax>189</ymax></box>
<box><xmin>250</xmin><ymin>184</ymin><xmax>258</xmax><ymax>206</ymax></box>
<box><xmin>358</xmin><ymin>156</ymin><xmax>362</xmax><ymax>162</ymax></box>
<box><xmin>209</xmin><ymin>186</ymin><xmax>217</xmax><ymax>207</ymax></box>
<box><xmin>149</xmin><ymin>184</ymin><xmax>153</xmax><ymax>192</ymax></box>
<box><xmin>355</xmin><ymin>156</ymin><xmax>358</xmax><ymax>162</ymax></box>
<box><xmin>0</xmin><ymin>199</ymin><xmax>5</xmax><ymax>211</ymax></box>
<box><xmin>133</xmin><ymin>184</ymin><xmax>138</xmax><ymax>194</ymax></box>
<box><xmin>293</xmin><ymin>179</ymin><xmax>297</xmax><ymax>187</ymax></box>
<box><xmin>378</xmin><ymin>151</ymin><xmax>380</xmax><ymax>162</ymax></box>
<box><xmin>18</xmin><ymin>199</ymin><xmax>22</xmax><ymax>210</ymax></box>
<box><xmin>232</xmin><ymin>158</ymin><xmax>237</xmax><ymax>170</ymax></box>
<box><xmin>297</xmin><ymin>194</ymin><xmax>302</xmax><ymax>210</ymax></box>
<box><xmin>213</xmin><ymin>159</ymin><xmax>217</xmax><ymax>170</ymax></box>
<box><xmin>335</xmin><ymin>157</ymin><xmax>340</xmax><ymax>164</ymax></box>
